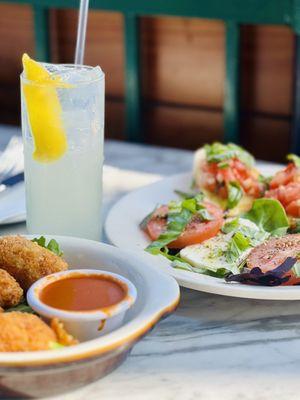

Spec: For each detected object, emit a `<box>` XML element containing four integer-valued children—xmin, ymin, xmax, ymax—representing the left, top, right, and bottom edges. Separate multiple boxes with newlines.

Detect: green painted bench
<box><xmin>1</xmin><ymin>0</ymin><xmax>300</xmax><ymax>151</ymax></box>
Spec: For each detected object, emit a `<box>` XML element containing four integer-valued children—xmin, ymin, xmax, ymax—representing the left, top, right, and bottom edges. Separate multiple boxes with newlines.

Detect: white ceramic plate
<box><xmin>105</xmin><ymin>162</ymin><xmax>300</xmax><ymax>300</ymax></box>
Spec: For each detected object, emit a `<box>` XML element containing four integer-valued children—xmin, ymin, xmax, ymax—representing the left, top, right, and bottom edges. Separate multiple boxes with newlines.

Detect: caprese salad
<box><xmin>140</xmin><ymin>143</ymin><xmax>300</xmax><ymax>286</ymax></box>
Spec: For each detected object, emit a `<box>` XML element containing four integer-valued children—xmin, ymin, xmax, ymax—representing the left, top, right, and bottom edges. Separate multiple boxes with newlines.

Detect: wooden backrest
<box><xmin>1</xmin><ymin>0</ymin><xmax>299</xmax><ymax>147</ymax></box>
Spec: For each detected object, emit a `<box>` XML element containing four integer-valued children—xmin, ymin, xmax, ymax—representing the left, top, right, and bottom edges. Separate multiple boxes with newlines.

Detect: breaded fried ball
<box><xmin>0</xmin><ymin>236</ymin><xmax>68</xmax><ymax>290</ymax></box>
<box><xmin>0</xmin><ymin>268</ymin><xmax>23</xmax><ymax>308</ymax></box>
<box><xmin>0</xmin><ymin>312</ymin><xmax>57</xmax><ymax>351</ymax></box>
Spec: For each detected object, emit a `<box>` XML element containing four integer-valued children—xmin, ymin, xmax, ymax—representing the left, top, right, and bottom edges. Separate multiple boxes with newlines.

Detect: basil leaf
<box><xmin>258</xmin><ymin>174</ymin><xmax>272</xmax><ymax>186</ymax></box>
<box><xmin>197</xmin><ymin>204</ymin><xmax>213</xmax><ymax>221</ymax></box>
<box><xmin>225</xmin><ymin>232</ymin><xmax>250</xmax><ymax>264</ymax></box>
<box><xmin>243</xmin><ymin>198</ymin><xmax>289</xmax><ymax>236</ymax></box>
<box><xmin>32</xmin><ymin>236</ymin><xmax>63</xmax><ymax>256</ymax></box>
<box><xmin>181</xmin><ymin>198</ymin><xmax>198</xmax><ymax>213</ymax></box>
<box><xmin>287</xmin><ymin>154</ymin><xmax>300</xmax><ymax>168</ymax></box>
<box><xmin>169</xmin><ymin>195</ymin><xmax>209</xmax><ymax>215</ymax></box>
<box><xmin>47</xmin><ymin>239</ymin><xmax>62</xmax><ymax>256</ymax></box>
<box><xmin>227</xmin><ymin>182</ymin><xmax>243</xmax><ymax>209</ymax></box>
<box><xmin>223</xmin><ymin>218</ymin><xmax>269</xmax><ymax>244</ymax></box>
<box><xmin>222</xmin><ymin>218</ymin><xmax>239</xmax><ymax>233</ymax></box>
<box><xmin>292</xmin><ymin>261</ymin><xmax>300</xmax><ymax>277</ymax></box>
<box><xmin>248</xmin><ymin>230</ymin><xmax>270</xmax><ymax>246</ymax></box>
<box><xmin>5</xmin><ymin>299</ymin><xmax>36</xmax><ymax>314</ymax></box>
<box><xmin>204</xmin><ymin>142</ymin><xmax>254</xmax><ymax>167</ymax></box>
<box><xmin>32</xmin><ymin>236</ymin><xmax>46</xmax><ymax>248</ymax></box>
<box><xmin>206</xmin><ymin>268</ymin><xmax>232</xmax><ymax>278</ymax></box>
<box><xmin>288</xmin><ymin>219</ymin><xmax>300</xmax><ymax>234</ymax></box>
<box><xmin>172</xmin><ymin>259</ymin><xmax>229</xmax><ymax>278</ymax></box>
<box><xmin>172</xmin><ymin>259</ymin><xmax>201</xmax><ymax>272</ymax></box>
<box><xmin>175</xmin><ymin>189</ymin><xmax>203</xmax><ymax>200</ymax></box>
<box><xmin>217</xmin><ymin>161</ymin><xmax>230</xmax><ymax>169</ymax></box>
<box><xmin>153</xmin><ymin>247</ymin><xmax>182</xmax><ymax>262</ymax></box>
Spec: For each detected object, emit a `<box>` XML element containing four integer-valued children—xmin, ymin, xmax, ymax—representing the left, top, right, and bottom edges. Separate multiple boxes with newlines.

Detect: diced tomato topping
<box><xmin>286</xmin><ymin>200</ymin><xmax>300</xmax><ymax>218</ymax></box>
<box><xmin>198</xmin><ymin>158</ymin><xmax>263</xmax><ymax>199</ymax></box>
<box><xmin>269</xmin><ymin>163</ymin><xmax>300</xmax><ymax>189</ymax></box>
<box><xmin>266</xmin><ymin>163</ymin><xmax>300</xmax><ymax>217</ymax></box>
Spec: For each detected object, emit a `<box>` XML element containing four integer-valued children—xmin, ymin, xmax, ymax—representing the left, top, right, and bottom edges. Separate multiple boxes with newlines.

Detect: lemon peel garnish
<box><xmin>22</xmin><ymin>53</ymin><xmax>68</xmax><ymax>162</ymax></box>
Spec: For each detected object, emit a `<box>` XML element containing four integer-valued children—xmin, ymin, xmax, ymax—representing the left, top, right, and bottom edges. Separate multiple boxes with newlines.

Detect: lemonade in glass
<box><xmin>21</xmin><ymin>55</ymin><xmax>105</xmax><ymax>240</ymax></box>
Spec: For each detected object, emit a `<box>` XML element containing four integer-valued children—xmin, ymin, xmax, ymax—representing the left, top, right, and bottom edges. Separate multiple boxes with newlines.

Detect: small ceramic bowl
<box><xmin>27</xmin><ymin>270</ymin><xmax>137</xmax><ymax>342</ymax></box>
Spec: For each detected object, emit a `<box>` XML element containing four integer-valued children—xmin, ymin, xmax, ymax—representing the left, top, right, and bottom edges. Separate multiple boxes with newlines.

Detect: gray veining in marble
<box><xmin>0</xmin><ymin>125</ymin><xmax>300</xmax><ymax>400</ymax></box>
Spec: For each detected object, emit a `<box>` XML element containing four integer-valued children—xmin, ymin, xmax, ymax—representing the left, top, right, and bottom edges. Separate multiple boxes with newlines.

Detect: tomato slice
<box><xmin>146</xmin><ymin>218</ymin><xmax>165</xmax><ymax>241</ymax></box>
<box><xmin>145</xmin><ymin>201</ymin><xmax>223</xmax><ymax>249</ymax></box>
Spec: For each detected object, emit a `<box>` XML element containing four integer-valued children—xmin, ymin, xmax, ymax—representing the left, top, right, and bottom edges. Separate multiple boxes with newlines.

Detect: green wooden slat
<box><xmin>124</xmin><ymin>13</ymin><xmax>142</xmax><ymax>142</ymax></box>
<box><xmin>292</xmin><ymin>0</ymin><xmax>300</xmax><ymax>34</ymax></box>
<box><xmin>0</xmin><ymin>0</ymin><xmax>292</xmax><ymax>25</ymax></box>
<box><xmin>224</xmin><ymin>21</ymin><xmax>240</xmax><ymax>143</ymax></box>
<box><xmin>33</xmin><ymin>5</ymin><xmax>50</xmax><ymax>62</ymax></box>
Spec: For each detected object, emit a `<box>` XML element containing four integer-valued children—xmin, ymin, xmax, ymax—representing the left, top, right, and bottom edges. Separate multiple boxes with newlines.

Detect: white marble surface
<box><xmin>1</xmin><ymin>126</ymin><xmax>300</xmax><ymax>400</ymax></box>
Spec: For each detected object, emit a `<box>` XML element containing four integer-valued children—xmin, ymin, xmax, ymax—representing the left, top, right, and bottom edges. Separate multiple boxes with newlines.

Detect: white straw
<box><xmin>74</xmin><ymin>0</ymin><xmax>90</xmax><ymax>65</ymax></box>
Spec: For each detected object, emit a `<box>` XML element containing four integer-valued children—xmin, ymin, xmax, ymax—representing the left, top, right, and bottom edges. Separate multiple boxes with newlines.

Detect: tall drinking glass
<box><xmin>21</xmin><ymin>62</ymin><xmax>105</xmax><ymax>240</ymax></box>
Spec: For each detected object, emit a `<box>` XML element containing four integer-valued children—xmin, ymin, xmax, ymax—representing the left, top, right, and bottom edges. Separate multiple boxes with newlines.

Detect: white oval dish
<box><xmin>27</xmin><ymin>269</ymin><xmax>137</xmax><ymax>341</ymax></box>
<box><xmin>104</xmin><ymin>164</ymin><xmax>300</xmax><ymax>301</ymax></box>
<box><xmin>0</xmin><ymin>235</ymin><xmax>179</xmax><ymax>398</ymax></box>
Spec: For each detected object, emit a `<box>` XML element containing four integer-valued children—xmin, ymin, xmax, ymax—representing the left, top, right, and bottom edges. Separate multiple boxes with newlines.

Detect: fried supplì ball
<box><xmin>0</xmin><ymin>313</ymin><xmax>78</xmax><ymax>351</ymax></box>
<box><xmin>0</xmin><ymin>269</ymin><xmax>23</xmax><ymax>308</ymax></box>
<box><xmin>0</xmin><ymin>236</ymin><xmax>68</xmax><ymax>290</ymax></box>
<box><xmin>0</xmin><ymin>312</ymin><xmax>57</xmax><ymax>352</ymax></box>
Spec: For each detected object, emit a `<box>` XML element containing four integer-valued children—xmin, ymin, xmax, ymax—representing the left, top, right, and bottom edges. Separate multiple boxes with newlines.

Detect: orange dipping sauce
<box><xmin>40</xmin><ymin>274</ymin><xmax>126</xmax><ymax>312</ymax></box>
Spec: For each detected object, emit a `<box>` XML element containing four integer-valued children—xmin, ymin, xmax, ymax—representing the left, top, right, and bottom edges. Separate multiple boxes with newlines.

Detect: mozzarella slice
<box><xmin>180</xmin><ymin>234</ymin><xmax>242</xmax><ymax>274</ymax></box>
<box><xmin>180</xmin><ymin>218</ymin><xmax>262</xmax><ymax>274</ymax></box>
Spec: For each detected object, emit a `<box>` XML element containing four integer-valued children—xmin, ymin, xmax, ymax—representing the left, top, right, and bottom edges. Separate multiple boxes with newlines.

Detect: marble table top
<box><xmin>1</xmin><ymin>126</ymin><xmax>300</xmax><ymax>400</ymax></box>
